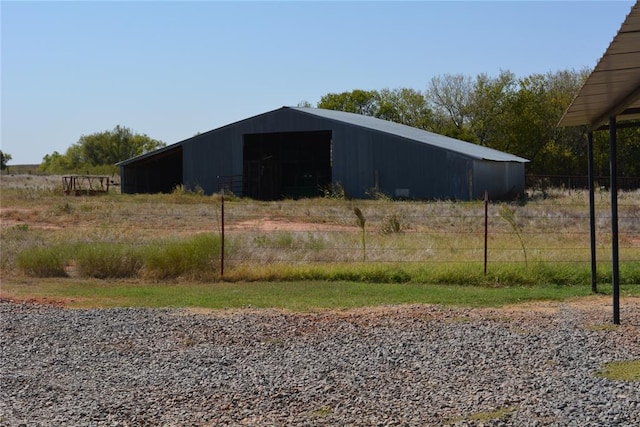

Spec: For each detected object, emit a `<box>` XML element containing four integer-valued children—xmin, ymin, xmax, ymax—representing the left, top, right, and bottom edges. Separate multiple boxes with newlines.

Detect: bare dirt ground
<box><xmin>0</xmin><ymin>207</ymin><xmax>64</xmax><ymax>230</ymax></box>
<box><xmin>228</xmin><ymin>217</ymin><xmax>356</xmax><ymax>233</ymax></box>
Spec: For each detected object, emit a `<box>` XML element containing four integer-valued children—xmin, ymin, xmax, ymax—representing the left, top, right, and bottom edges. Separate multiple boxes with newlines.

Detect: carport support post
<box><xmin>609</xmin><ymin>117</ymin><xmax>620</xmax><ymax>325</ymax></box>
<box><xmin>220</xmin><ymin>185</ymin><xmax>225</xmax><ymax>278</ymax></box>
<box><xmin>587</xmin><ymin>131</ymin><xmax>597</xmax><ymax>294</ymax></box>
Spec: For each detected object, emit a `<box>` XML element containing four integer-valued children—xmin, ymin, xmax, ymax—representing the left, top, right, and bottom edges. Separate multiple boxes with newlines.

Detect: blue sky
<box><xmin>1</xmin><ymin>0</ymin><xmax>636</xmax><ymax>165</ymax></box>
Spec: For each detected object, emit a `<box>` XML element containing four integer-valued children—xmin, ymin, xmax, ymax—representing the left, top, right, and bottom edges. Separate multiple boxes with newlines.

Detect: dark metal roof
<box><xmin>118</xmin><ymin>106</ymin><xmax>529</xmax><ymax>166</ymax></box>
<box><xmin>559</xmin><ymin>1</ymin><xmax>640</xmax><ymax>128</ymax></box>
<box><xmin>116</xmin><ymin>141</ymin><xmax>182</xmax><ymax>167</ymax></box>
<box><xmin>290</xmin><ymin>107</ymin><xmax>529</xmax><ymax>163</ymax></box>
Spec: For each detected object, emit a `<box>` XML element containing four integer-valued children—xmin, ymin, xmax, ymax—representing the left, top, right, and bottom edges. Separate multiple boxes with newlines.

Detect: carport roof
<box><xmin>290</xmin><ymin>107</ymin><xmax>529</xmax><ymax>163</ymax></box>
<box><xmin>558</xmin><ymin>1</ymin><xmax>640</xmax><ymax>128</ymax></box>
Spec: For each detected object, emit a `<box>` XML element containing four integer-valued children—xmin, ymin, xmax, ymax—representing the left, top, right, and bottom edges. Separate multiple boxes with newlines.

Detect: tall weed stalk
<box><xmin>499</xmin><ymin>204</ymin><xmax>528</xmax><ymax>266</ymax></box>
<box><xmin>354</xmin><ymin>207</ymin><xmax>366</xmax><ymax>261</ymax></box>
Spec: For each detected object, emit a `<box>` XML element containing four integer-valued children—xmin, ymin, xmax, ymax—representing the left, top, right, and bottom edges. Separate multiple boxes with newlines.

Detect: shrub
<box><xmin>321</xmin><ymin>183</ymin><xmax>345</xmax><ymax>199</ymax></box>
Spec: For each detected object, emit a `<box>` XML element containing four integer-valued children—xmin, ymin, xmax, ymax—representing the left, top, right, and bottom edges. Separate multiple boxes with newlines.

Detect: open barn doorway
<box><xmin>243</xmin><ymin>130</ymin><xmax>332</xmax><ymax>200</ymax></box>
<box><xmin>120</xmin><ymin>145</ymin><xmax>183</xmax><ymax>194</ymax></box>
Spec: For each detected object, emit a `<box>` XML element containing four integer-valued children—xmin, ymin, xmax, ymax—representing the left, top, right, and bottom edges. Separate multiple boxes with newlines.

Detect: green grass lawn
<box><xmin>3</xmin><ymin>279</ymin><xmax>638</xmax><ymax>310</ymax></box>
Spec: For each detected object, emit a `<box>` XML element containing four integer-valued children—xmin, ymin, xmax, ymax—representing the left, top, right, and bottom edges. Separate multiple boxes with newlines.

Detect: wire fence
<box><xmin>206</xmin><ymin>197</ymin><xmax>640</xmax><ymax>272</ymax></box>
<box><xmin>22</xmin><ymin>189</ymin><xmax>627</xmax><ymax>272</ymax></box>
<box><xmin>527</xmin><ymin>174</ymin><xmax>640</xmax><ymax>190</ymax></box>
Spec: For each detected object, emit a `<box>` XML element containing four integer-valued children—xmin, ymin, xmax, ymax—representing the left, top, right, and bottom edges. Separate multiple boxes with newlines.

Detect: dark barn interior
<box><xmin>120</xmin><ymin>146</ymin><xmax>183</xmax><ymax>194</ymax></box>
<box><xmin>243</xmin><ymin>130</ymin><xmax>332</xmax><ymax>200</ymax></box>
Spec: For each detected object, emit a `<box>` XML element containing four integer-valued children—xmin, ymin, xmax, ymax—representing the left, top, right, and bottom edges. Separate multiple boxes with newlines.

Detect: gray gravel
<box><xmin>1</xmin><ymin>299</ymin><xmax>639</xmax><ymax>426</ymax></box>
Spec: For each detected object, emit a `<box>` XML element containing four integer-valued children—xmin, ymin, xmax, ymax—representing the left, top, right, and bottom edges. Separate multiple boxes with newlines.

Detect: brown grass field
<box><xmin>1</xmin><ymin>173</ymin><xmax>639</xmax><ymax>298</ymax></box>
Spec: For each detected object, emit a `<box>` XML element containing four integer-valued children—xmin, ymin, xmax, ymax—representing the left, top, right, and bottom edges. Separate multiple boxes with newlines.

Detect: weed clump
<box><xmin>321</xmin><ymin>183</ymin><xmax>345</xmax><ymax>199</ymax></box>
<box><xmin>380</xmin><ymin>214</ymin><xmax>403</xmax><ymax>234</ymax></box>
<box><xmin>17</xmin><ymin>246</ymin><xmax>67</xmax><ymax>277</ymax></box>
<box><xmin>17</xmin><ymin>233</ymin><xmax>223</xmax><ymax>281</ymax></box>
<box><xmin>75</xmin><ymin>243</ymin><xmax>144</xmax><ymax>279</ymax></box>
<box><xmin>142</xmin><ymin>233</ymin><xmax>222</xmax><ymax>280</ymax></box>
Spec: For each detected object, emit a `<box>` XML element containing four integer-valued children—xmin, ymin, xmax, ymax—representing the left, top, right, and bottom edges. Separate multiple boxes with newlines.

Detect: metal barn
<box><xmin>118</xmin><ymin>107</ymin><xmax>528</xmax><ymax>200</ymax></box>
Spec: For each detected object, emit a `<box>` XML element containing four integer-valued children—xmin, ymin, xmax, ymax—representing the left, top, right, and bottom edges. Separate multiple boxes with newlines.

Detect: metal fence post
<box><xmin>218</xmin><ymin>178</ymin><xmax>225</xmax><ymax>279</ymax></box>
<box><xmin>484</xmin><ymin>190</ymin><xmax>488</xmax><ymax>275</ymax></box>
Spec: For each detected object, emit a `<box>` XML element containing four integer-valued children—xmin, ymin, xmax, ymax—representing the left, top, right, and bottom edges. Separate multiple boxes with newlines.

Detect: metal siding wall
<box><xmin>129</xmin><ymin>108</ymin><xmax>525</xmax><ymax>199</ymax></box>
<box><xmin>119</xmin><ymin>166</ymin><xmax>128</xmax><ymax>193</ymax></box>
<box><xmin>447</xmin><ymin>153</ymin><xmax>474</xmax><ymax>200</ymax></box>
<box><xmin>473</xmin><ymin>160</ymin><xmax>525</xmax><ymax>199</ymax></box>
<box><xmin>331</xmin><ymin>126</ymin><xmax>373</xmax><ymax>198</ymax></box>
<box><xmin>473</xmin><ymin>161</ymin><xmax>502</xmax><ymax>199</ymax></box>
<box><xmin>371</xmin><ymin>136</ymin><xmax>451</xmax><ymax>199</ymax></box>
<box><xmin>505</xmin><ymin>162</ymin><xmax>525</xmax><ymax>196</ymax></box>
<box><xmin>182</xmin><ymin>109</ymin><xmax>338</xmax><ymax>196</ymax></box>
<box><xmin>183</xmin><ymin>129</ymin><xmax>238</xmax><ymax>194</ymax></box>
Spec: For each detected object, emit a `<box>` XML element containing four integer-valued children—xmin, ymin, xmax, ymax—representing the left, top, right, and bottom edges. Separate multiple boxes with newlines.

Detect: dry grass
<box><xmin>1</xmin><ymin>175</ymin><xmax>639</xmax><ymax>281</ymax></box>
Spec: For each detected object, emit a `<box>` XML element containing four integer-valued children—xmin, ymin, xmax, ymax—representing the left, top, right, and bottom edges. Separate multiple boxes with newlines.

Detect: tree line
<box><xmin>303</xmin><ymin>69</ymin><xmax>640</xmax><ymax>178</ymax></box>
<box><xmin>13</xmin><ymin>68</ymin><xmax>638</xmax><ymax>179</ymax></box>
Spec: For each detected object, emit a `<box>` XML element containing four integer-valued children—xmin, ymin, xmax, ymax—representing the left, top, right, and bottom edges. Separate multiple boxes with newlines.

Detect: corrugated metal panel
<box><xmin>559</xmin><ymin>1</ymin><xmax>640</xmax><ymax>128</ymax></box>
<box><xmin>473</xmin><ymin>161</ymin><xmax>525</xmax><ymax>199</ymax></box>
<box><xmin>289</xmin><ymin>107</ymin><xmax>529</xmax><ymax>163</ymax></box>
<box><xmin>119</xmin><ymin>106</ymin><xmax>526</xmax><ymax>199</ymax></box>
<box><xmin>116</xmin><ymin>141</ymin><xmax>184</xmax><ymax>167</ymax></box>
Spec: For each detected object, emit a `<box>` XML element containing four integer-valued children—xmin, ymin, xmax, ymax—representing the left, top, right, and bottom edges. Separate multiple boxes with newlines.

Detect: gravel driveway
<box><xmin>1</xmin><ymin>298</ymin><xmax>639</xmax><ymax>426</ymax></box>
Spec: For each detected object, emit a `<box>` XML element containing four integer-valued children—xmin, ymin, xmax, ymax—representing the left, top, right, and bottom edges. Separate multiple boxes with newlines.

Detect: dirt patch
<box><xmin>227</xmin><ymin>217</ymin><xmax>355</xmax><ymax>233</ymax></box>
<box><xmin>0</xmin><ymin>296</ymin><xmax>69</xmax><ymax>307</ymax></box>
<box><xmin>497</xmin><ymin>295</ymin><xmax>618</xmax><ymax>314</ymax></box>
<box><xmin>0</xmin><ymin>208</ymin><xmax>62</xmax><ymax>230</ymax></box>
<box><xmin>181</xmin><ymin>296</ymin><xmax>640</xmax><ymax>319</ymax></box>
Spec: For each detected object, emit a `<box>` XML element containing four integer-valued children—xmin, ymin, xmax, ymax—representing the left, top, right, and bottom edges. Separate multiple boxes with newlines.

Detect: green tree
<box><xmin>619</xmin><ymin>127</ymin><xmax>640</xmax><ymax>177</ymax></box>
<box><xmin>377</xmin><ymin>88</ymin><xmax>433</xmax><ymax>130</ymax></box>
<box><xmin>0</xmin><ymin>150</ymin><xmax>12</xmax><ymax>170</ymax></box>
<box><xmin>317</xmin><ymin>88</ymin><xmax>434</xmax><ymax>130</ymax></box>
<box><xmin>467</xmin><ymin>70</ymin><xmax>516</xmax><ymax>147</ymax></box>
<box><xmin>315</xmin><ymin>69</ymin><xmax>640</xmax><ymax>179</ymax></box>
<box><xmin>78</xmin><ymin>125</ymin><xmax>164</xmax><ymax>166</ymax></box>
<box><xmin>40</xmin><ymin>151</ymin><xmax>75</xmax><ymax>173</ymax></box>
<box><xmin>39</xmin><ymin>125</ymin><xmax>165</xmax><ymax>174</ymax></box>
<box><xmin>317</xmin><ymin>89</ymin><xmax>380</xmax><ymax>116</ymax></box>
<box><xmin>497</xmin><ymin>69</ymin><xmax>589</xmax><ymax>174</ymax></box>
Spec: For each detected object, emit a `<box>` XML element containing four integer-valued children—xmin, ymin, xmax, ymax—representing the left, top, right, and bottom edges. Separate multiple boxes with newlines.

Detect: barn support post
<box><xmin>609</xmin><ymin>117</ymin><xmax>620</xmax><ymax>325</ymax></box>
<box><xmin>587</xmin><ymin>131</ymin><xmax>597</xmax><ymax>294</ymax></box>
